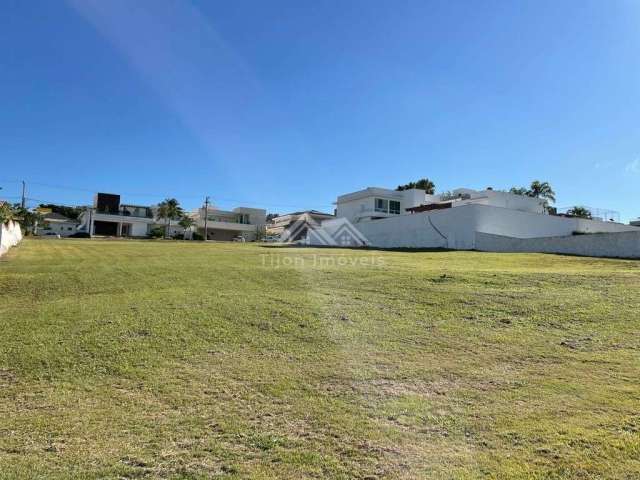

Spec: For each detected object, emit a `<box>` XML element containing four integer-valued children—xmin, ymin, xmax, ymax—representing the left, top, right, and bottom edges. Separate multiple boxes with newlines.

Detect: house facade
<box><xmin>36</xmin><ymin>212</ymin><xmax>80</xmax><ymax>237</ymax></box>
<box><xmin>78</xmin><ymin>193</ymin><xmax>156</xmax><ymax>237</ymax></box>
<box><xmin>77</xmin><ymin>193</ymin><xmax>267</xmax><ymax>241</ymax></box>
<box><xmin>308</xmin><ymin>186</ymin><xmax>640</xmax><ymax>257</ymax></box>
<box><xmin>336</xmin><ymin>187</ymin><xmax>546</xmax><ymax>225</ymax></box>
<box><xmin>192</xmin><ymin>205</ymin><xmax>266</xmax><ymax>241</ymax></box>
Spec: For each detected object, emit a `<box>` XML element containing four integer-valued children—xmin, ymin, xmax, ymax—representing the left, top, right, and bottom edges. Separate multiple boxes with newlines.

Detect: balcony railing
<box><xmin>205</xmin><ymin>217</ymin><xmax>251</xmax><ymax>225</ymax></box>
<box><xmin>94</xmin><ymin>208</ymin><xmax>153</xmax><ymax>218</ymax></box>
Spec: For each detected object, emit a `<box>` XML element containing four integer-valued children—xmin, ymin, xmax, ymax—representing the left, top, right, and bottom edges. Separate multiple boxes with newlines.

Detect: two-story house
<box><xmin>192</xmin><ymin>205</ymin><xmax>266</xmax><ymax>241</ymax></box>
<box><xmin>314</xmin><ymin>185</ymin><xmax>637</xmax><ymax>251</ymax></box>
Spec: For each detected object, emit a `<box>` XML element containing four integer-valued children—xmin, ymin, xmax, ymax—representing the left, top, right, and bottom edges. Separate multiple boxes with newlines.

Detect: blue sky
<box><xmin>1</xmin><ymin>0</ymin><xmax>639</xmax><ymax>220</ymax></box>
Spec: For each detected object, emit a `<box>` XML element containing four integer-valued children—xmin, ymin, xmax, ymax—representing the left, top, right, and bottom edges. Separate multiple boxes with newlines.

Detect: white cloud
<box><xmin>626</xmin><ymin>159</ymin><xmax>640</xmax><ymax>173</ymax></box>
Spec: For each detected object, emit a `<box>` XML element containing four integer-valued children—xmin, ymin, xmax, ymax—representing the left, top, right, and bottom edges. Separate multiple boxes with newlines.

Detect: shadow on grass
<box><xmin>258</xmin><ymin>243</ymin><xmax>456</xmax><ymax>253</ymax></box>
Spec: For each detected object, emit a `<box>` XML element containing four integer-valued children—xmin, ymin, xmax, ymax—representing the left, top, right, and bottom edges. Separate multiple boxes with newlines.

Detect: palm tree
<box><xmin>396</xmin><ymin>178</ymin><xmax>436</xmax><ymax>194</ymax></box>
<box><xmin>527</xmin><ymin>180</ymin><xmax>555</xmax><ymax>203</ymax></box>
<box><xmin>509</xmin><ymin>186</ymin><xmax>529</xmax><ymax>196</ymax></box>
<box><xmin>567</xmin><ymin>206</ymin><xmax>592</xmax><ymax>219</ymax></box>
<box><xmin>178</xmin><ymin>214</ymin><xmax>196</xmax><ymax>240</ymax></box>
<box><xmin>156</xmin><ymin>198</ymin><xmax>184</xmax><ymax>239</ymax></box>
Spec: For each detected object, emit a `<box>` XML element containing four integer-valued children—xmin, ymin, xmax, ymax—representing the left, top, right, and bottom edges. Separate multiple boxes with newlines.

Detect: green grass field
<box><xmin>0</xmin><ymin>239</ymin><xmax>639</xmax><ymax>479</ymax></box>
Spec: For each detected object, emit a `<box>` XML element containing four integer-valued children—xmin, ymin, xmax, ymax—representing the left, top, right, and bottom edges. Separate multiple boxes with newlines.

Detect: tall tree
<box><xmin>156</xmin><ymin>198</ymin><xmax>184</xmax><ymax>239</ymax></box>
<box><xmin>396</xmin><ymin>178</ymin><xmax>436</xmax><ymax>194</ymax></box>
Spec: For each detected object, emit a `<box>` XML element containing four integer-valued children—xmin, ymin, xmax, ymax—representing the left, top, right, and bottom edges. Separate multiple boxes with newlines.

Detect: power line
<box><xmin>0</xmin><ymin>178</ymin><xmax>335</xmax><ymax>210</ymax></box>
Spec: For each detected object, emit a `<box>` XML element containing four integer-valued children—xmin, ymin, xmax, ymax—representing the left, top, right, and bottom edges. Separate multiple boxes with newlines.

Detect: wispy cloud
<box><xmin>626</xmin><ymin>159</ymin><xmax>640</xmax><ymax>174</ymax></box>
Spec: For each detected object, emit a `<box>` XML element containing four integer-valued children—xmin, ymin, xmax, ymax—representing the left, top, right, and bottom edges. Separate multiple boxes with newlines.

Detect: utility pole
<box><xmin>21</xmin><ymin>180</ymin><xmax>26</xmax><ymax>209</ymax></box>
<box><xmin>88</xmin><ymin>207</ymin><xmax>93</xmax><ymax>237</ymax></box>
<box><xmin>203</xmin><ymin>196</ymin><xmax>210</xmax><ymax>241</ymax></box>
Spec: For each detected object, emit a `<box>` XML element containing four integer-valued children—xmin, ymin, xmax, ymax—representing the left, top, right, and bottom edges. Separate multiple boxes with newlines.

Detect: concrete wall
<box><xmin>131</xmin><ymin>222</ymin><xmax>150</xmax><ymax>236</ymax></box>
<box><xmin>0</xmin><ymin>221</ymin><xmax>23</xmax><ymax>257</ymax></box>
<box><xmin>352</xmin><ymin>208</ymin><xmax>472</xmax><ymax>249</ymax></box>
<box><xmin>327</xmin><ymin>204</ymin><xmax>638</xmax><ymax>251</ymax></box>
<box><xmin>471</xmin><ymin>204</ymin><xmax>637</xmax><ymax>238</ymax></box>
<box><xmin>476</xmin><ymin>231</ymin><xmax>640</xmax><ymax>259</ymax></box>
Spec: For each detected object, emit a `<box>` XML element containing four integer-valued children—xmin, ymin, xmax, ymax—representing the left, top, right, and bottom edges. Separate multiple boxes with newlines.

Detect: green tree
<box><xmin>254</xmin><ymin>225</ymin><xmax>266</xmax><ymax>242</ymax></box>
<box><xmin>396</xmin><ymin>178</ymin><xmax>436</xmax><ymax>194</ymax></box>
<box><xmin>156</xmin><ymin>198</ymin><xmax>184</xmax><ymax>239</ymax></box>
<box><xmin>567</xmin><ymin>206</ymin><xmax>592</xmax><ymax>219</ymax></box>
<box><xmin>178</xmin><ymin>214</ymin><xmax>196</xmax><ymax>240</ymax></box>
<box><xmin>38</xmin><ymin>204</ymin><xmax>82</xmax><ymax>220</ymax></box>
<box><xmin>0</xmin><ymin>202</ymin><xmax>16</xmax><ymax>226</ymax></box>
<box><xmin>12</xmin><ymin>204</ymin><xmax>43</xmax><ymax>235</ymax></box>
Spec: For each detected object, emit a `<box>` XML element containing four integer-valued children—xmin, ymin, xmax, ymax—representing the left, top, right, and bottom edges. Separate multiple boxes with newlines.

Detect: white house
<box><xmin>36</xmin><ymin>212</ymin><xmax>80</xmax><ymax>237</ymax></box>
<box><xmin>192</xmin><ymin>204</ymin><xmax>266</xmax><ymax>241</ymax></box>
<box><xmin>309</xmin><ymin>186</ymin><xmax>640</xmax><ymax>257</ymax></box>
<box><xmin>336</xmin><ymin>187</ymin><xmax>546</xmax><ymax>224</ymax></box>
<box><xmin>77</xmin><ymin>193</ymin><xmax>156</xmax><ymax>237</ymax></box>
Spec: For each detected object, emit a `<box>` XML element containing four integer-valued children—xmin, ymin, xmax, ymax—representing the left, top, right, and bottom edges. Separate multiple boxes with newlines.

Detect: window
<box><xmin>374</xmin><ymin>198</ymin><xmax>400</xmax><ymax>214</ymax></box>
<box><xmin>375</xmin><ymin>198</ymin><xmax>388</xmax><ymax>213</ymax></box>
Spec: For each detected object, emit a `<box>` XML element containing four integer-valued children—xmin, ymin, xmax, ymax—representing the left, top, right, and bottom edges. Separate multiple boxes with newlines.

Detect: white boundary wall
<box><xmin>327</xmin><ymin>204</ymin><xmax>639</xmax><ymax>255</ymax></box>
<box><xmin>476</xmin><ymin>231</ymin><xmax>640</xmax><ymax>259</ymax></box>
<box><xmin>0</xmin><ymin>220</ymin><xmax>23</xmax><ymax>257</ymax></box>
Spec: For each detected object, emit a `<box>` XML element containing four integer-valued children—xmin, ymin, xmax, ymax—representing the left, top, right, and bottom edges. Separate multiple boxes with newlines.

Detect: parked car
<box><xmin>69</xmin><ymin>232</ymin><xmax>91</xmax><ymax>238</ymax></box>
<box><xmin>263</xmin><ymin>235</ymin><xmax>280</xmax><ymax>243</ymax></box>
<box><xmin>232</xmin><ymin>236</ymin><xmax>246</xmax><ymax>242</ymax></box>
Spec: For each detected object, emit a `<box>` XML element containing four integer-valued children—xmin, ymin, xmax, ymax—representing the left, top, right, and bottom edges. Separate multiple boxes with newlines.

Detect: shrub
<box><xmin>148</xmin><ymin>227</ymin><xmax>164</xmax><ymax>239</ymax></box>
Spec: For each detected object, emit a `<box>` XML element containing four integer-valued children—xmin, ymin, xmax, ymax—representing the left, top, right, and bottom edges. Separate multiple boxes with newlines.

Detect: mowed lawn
<box><xmin>0</xmin><ymin>239</ymin><xmax>639</xmax><ymax>479</ymax></box>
